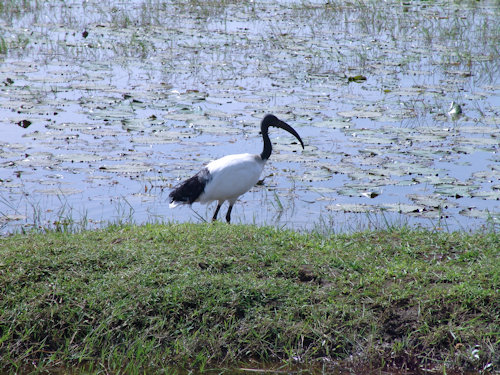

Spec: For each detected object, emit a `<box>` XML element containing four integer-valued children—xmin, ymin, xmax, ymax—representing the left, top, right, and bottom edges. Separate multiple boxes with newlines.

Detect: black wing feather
<box><xmin>169</xmin><ymin>167</ymin><xmax>211</xmax><ymax>205</ymax></box>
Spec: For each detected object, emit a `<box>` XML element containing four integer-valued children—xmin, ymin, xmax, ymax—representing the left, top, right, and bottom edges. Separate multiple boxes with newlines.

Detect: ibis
<box><xmin>169</xmin><ymin>114</ymin><xmax>304</xmax><ymax>223</ymax></box>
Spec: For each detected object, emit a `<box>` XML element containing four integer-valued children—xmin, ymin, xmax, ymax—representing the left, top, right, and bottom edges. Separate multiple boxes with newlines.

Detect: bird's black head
<box><xmin>262</xmin><ymin>114</ymin><xmax>279</xmax><ymax>127</ymax></box>
<box><xmin>261</xmin><ymin>114</ymin><xmax>304</xmax><ymax>150</ymax></box>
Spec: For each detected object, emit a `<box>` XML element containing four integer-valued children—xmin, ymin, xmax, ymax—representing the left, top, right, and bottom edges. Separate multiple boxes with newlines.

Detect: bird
<box><xmin>169</xmin><ymin>114</ymin><xmax>304</xmax><ymax>223</ymax></box>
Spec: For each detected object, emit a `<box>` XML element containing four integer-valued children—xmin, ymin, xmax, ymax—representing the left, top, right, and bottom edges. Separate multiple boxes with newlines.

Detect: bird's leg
<box><xmin>212</xmin><ymin>203</ymin><xmax>222</xmax><ymax>222</ymax></box>
<box><xmin>225</xmin><ymin>205</ymin><xmax>233</xmax><ymax>223</ymax></box>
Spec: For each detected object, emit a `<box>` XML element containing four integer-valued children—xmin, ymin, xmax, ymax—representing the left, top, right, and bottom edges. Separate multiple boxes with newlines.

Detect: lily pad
<box><xmin>338</xmin><ymin>109</ymin><xmax>383</xmax><ymax>119</ymax></box>
<box><xmin>407</xmin><ymin>194</ymin><xmax>455</xmax><ymax>209</ymax></box>
<box><xmin>46</xmin><ymin>123</ymin><xmax>98</xmax><ymax>131</ymax></box>
<box><xmin>98</xmin><ymin>163</ymin><xmax>152</xmax><ymax>173</ymax></box>
<box><xmin>131</xmin><ymin>130</ymin><xmax>194</xmax><ymax>144</ymax></box>
<box><xmin>34</xmin><ymin>188</ymin><xmax>83</xmax><ymax>195</ymax></box>
<box><xmin>326</xmin><ymin>203</ymin><xmax>375</xmax><ymax>213</ymax></box>
<box><xmin>55</xmin><ymin>153</ymin><xmax>103</xmax><ymax>163</ymax></box>
<box><xmin>459</xmin><ymin>207</ymin><xmax>500</xmax><ymax>220</ymax></box>
<box><xmin>381</xmin><ymin>203</ymin><xmax>427</xmax><ymax>214</ymax></box>
<box><xmin>470</xmin><ymin>190</ymin><xmax>500</xmax><ymax>200</ymax></box>
<box><xmin>434</xmin><ymin>183</ymin><xmax>479</xmax><ymax>198</ymax></box>
<box><xmin>310</xmin><ymin>119</ymin><xmax>351</xmax><ymax>129</ymax></box>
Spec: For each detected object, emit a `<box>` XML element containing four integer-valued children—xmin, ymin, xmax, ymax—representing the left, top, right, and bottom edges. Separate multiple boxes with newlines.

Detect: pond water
<box><xmin>0</xmin><ymin>0</ymin><xmax>499</xmax><ymax>234</ymax></box>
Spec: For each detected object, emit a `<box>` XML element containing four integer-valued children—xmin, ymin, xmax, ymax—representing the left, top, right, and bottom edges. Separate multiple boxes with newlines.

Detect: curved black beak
<box><xmin>275</xmin><ymin>119</ymin><xmax>304</xmax><ymax>149</ymax></box>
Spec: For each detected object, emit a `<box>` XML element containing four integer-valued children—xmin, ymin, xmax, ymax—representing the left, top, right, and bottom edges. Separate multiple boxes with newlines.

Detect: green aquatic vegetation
<box><xmin>0</xmin><ymin>36</ymin><xmax>7</xmax><ymax>54</ymax></box>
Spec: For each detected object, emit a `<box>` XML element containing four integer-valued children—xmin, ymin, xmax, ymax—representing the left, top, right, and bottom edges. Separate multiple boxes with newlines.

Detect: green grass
<box><xmin>0</xmin><ymin>224</ymin><xmax>498</xmax><ymax>373</ymax></box>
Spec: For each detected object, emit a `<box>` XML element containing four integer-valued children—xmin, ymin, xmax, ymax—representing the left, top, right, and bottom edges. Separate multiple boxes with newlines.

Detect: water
<box><xmin>0</xmin><ymin>0</ymin><xmax>499</xmax><ymax>234</ymax></box>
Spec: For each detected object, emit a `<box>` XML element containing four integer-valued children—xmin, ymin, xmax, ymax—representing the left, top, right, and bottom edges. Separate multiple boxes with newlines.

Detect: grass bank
<box><xmin>0</xmin><ymin>224</ymin><xmax>498</xmax><ymax>373</ymax></box>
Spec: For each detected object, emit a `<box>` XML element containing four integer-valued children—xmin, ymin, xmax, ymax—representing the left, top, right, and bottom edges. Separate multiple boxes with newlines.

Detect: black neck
<box><xmin>260</xmin><ymin>126</ymin><xmax>272</xmax><ymax>161</ymax></box>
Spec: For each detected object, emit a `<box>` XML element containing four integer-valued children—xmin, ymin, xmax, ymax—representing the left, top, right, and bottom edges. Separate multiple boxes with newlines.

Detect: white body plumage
<box><xmin>198</xmin><ymin>153</ymin><xmax>265</xmax><ymax>205</ymax></box>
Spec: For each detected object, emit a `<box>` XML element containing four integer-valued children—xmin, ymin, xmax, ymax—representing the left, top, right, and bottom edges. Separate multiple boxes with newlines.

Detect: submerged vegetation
<box><xmin>0</xmin><ymin>224</ymin><xmax>498</xmax><ymax>373</ymax></box>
